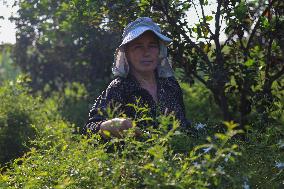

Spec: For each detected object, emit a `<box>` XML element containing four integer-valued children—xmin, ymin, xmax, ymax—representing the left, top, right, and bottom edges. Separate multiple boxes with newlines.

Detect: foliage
<box><xmin>0</xmin><ymin>44</ymin><xmax>21</xmax><ymax>83</ymax></box>
<box><xmin>51</xmin><ymin>81</ymin><xmax>89</xmax><ymax>129</ymax></box>
<box><xmin>0</xmin><ymin>75</ymin><xmax>61</xmax><ymax>165</ymax></box>
<box><xmin>180</xmin><ymin>81</ymin><xmax>222</xmax><ymax>123</ymax></box>
<box><xmin>12</xmin><ymin>0</ymin><xmax>119</xmax><ymax>93</ymax></box>
<box><xmin>0</xmin><ymin>105</ymin><xmax>242</xmax><ymax>188</ymax></box>
<box><xmin>0</xmin><ymin>79</ymin><xmax>283</xmax><ymax>188</ymax></box>
<box><xmin>2</xmin><ymin>1</ymin><xmax>283</xmax><ymax>187</ymax></box>
<box><xmin>12</xmin><ymin>0</ymin><xmax>283</xmax><ymax>130</ymax></box>
<box><xmin>229</xmin><ymin>125</ymin><xmax>284</xmax><ymax>187</ymax></box>
<box><xmin>97</xmin><ymin>0</ymin><xmax>284</xmax><ymax>129</ymax></box>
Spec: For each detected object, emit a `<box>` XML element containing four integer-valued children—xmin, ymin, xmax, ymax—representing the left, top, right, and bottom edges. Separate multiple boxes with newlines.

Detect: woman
<box><xmin>83</xmin><ymin>17</ymin><xmax>189</xmax><ymax>138</ymax></box>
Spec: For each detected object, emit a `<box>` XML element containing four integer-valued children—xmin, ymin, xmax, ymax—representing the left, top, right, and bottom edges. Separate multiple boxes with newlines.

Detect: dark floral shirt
<box><xmin>83</xmin><ymin>74</ymin><xmax>190</xmax><ymax>134</ymax></box>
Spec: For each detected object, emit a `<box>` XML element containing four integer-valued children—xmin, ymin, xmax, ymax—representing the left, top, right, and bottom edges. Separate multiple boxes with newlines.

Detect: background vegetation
<box><xmin>0</xmin><ymin>0</ymin><xmax>283</xmax><ymax>188</ymax></box>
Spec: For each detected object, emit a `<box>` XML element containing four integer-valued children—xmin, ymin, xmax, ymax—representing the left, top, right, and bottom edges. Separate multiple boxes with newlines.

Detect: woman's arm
<box><xmin>83</xmin><ymin>78</ymin><xmax>140</xmax><ymax>138</ymax></box>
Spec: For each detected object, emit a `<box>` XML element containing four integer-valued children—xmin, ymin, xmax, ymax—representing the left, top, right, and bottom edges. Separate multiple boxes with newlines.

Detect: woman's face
<box><xmin>125</xmin><ymin>31</ymin><xmax>159</xmax><ymax>75</ymax></box>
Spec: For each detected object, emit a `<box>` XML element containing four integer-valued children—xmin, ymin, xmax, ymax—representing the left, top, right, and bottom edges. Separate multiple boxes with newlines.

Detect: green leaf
<box><xmin>206</xmin><ymin>16</ymin><xmax>213</xmax><ymax>22</ymax></box>
<box><xmin>244</xmin><ymin>59</ymin><xmax>255</xmax><ymax>67</ymax></box>
<box><xmin>215</xmin><ymin>133</ymin><xmax>227</xmax><ymax>140</ymax></box>
<box><xmin>223</xmin><ymin>121</ymin><xmax>239</xmax><ymax>130</ymax></box>
<box><xmin>234</xmin><ymin>2</ymin><xmax>247</xmax><ymax>20</ymax></box>
<box><xmin>148</xmin><ymin>145</ymin><xmax>164</xmax><ymax>159</ymax></box>
<box><xmin>262</xmin><ymin>17</ymin><xmax>270</xmax><ymax>29</ymax></box>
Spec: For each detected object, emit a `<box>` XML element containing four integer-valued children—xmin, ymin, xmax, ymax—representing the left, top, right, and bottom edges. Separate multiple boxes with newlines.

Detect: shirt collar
<box><xmin>123</xmin><ymin>71</ymin><xmax>163</xmax><ymax>94</ymax></box>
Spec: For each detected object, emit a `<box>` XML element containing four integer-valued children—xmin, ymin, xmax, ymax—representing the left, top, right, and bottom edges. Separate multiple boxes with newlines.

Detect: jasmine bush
<box><xmin>0</xmin><ymin>79</ymin><xmax>283</xmax><ymax>188</ymax></box>
<box><xmin>0</xmin><ymin>118</ymin><xmax>242</xmax><ymax>188</ymax></box>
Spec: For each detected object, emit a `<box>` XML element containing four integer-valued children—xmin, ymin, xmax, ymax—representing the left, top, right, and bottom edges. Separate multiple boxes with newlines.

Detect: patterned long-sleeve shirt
<box><xmin>83</xmin><ymin>74</ymin><xmax>190</xmax><ymax>134</ymax></box>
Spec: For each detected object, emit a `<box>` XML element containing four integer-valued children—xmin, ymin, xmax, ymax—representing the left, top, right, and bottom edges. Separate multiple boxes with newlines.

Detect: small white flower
<box><xmin>225</xmin><ymin>152</ymin><xmax>232</xmax><ymax>162</ymax></box>
<box><xmin>195</xmin><ymin>123</ymin><xmax>206</xmax><ymax>130</ymax></box>
<box><xmin>173</xmin><ymin>131</ymin><xmax>182</xmax><ymax>135</ymax></box>
<box><xmin>203</xmin><ymin>145</ymin><xmax>213</xmax><ymax>153</ymax></box>
<box><xmin>277</xmin><ymin>140</ymin><xmax>284</xmax><ymax>149</ymax></box>
<box><xmin>243</xmin><ymin>181</ymin><xmax>250</xmax><ymax>189</ymax></box>
<box><xmin>216</xmin><ymin>165</ymin><xmax>225</xmax><ymax>174</ymax></box>
<box><xmin>193</xmin><ymin>162</ymin><xmax>201</xmax><ymax>168</ymax></box>
<box><xmin>243</xmin><ymin>177</ymin><xmax>250</xmax><ymax>189</ymax></box>
<box><xmin>275</xmin><ymin>162</ymin><xmax>284</xmax><ymax>169</ymax></box>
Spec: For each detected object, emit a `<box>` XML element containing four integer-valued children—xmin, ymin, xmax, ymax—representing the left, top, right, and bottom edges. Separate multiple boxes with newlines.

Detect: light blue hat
<box><xmin>113</xmin><ymin>17</ymin><xmax>174</xmax><ymax>78</ymax></box>
<box><xmin>120</xmin><ymin>17</ymin><xmax>172</xmax><ymax>47</ymax></box>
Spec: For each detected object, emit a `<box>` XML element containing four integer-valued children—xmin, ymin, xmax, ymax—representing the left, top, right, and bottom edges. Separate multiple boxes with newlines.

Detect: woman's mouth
<box><xmin>140</xmin><ymin>61</ymin><xmax>153</xmax><ymax>65</ymax></box>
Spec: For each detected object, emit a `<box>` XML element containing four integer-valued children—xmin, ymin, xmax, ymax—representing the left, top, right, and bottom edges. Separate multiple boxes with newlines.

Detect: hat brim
<box><xmin>119</xmin><ymin>26</ymin><xmax>172</xmax><ymax>47</ymax></box>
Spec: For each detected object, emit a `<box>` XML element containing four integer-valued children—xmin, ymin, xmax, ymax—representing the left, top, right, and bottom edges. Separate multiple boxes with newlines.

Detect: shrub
<box><xmin>227</xmin><ymin>124</ymin><xmax>284</xmax><ymax>188</ymax></box>
<box><xmin>41</xmin><ymin>81</ymin><xmax>92</xmax><ymax>132</ymax></box>
<box><xmin>180</xmin><ymin>82</ymin><xmax>222</xmax><ymax>124</ymax></box>
<box><xmin>0</xmin><ymin>76</ymin><xmax>61</xmax><ymax>165</ymax></box>
<box><xmin>0</xmin><ymin>77</ymin><xmax>283</xmax><ymax>188</ymax></box>
<box><xmin>0</xmin><ymin>102</ymin><xmax>244</xmax><ymax>188</ymax></box>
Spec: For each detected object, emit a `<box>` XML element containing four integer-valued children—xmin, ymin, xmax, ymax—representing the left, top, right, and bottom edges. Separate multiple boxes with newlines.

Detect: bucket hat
<box><xmin>120</xmin><ymin>17</ymin><xmax>172</xmax><ymax>47</ymax></box>
<box><xmin>112</xmin><ymin>17</ymin><xmax>174</xmax><ymax>78</ymax></box>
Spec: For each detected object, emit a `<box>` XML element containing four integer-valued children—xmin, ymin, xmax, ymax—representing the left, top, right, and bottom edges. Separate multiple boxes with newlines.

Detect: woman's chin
<box><xmin>134</xmin><ymin>68</ymin><xmax>156</xmax><ymax>75</ymax></box>
<box><xmin>139</xmin><ymin>62</ymin><xmax>157</xmax><ymax>69</ymax></box>
<box><xmin>139</xmin><ymin>66</ymin><xmax>156</xmax><ymax>72</ymax></box>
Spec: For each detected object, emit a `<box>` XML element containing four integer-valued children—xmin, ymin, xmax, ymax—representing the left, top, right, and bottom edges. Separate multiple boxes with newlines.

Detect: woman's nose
<box><xmin>143</xmin><ymin>46</ymin><xmax>151</xmax><ymax>56</ymax></box>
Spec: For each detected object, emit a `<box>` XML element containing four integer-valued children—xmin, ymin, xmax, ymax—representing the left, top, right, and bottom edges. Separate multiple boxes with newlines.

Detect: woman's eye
<box><xmin>149</xmin><ymin>44</ymin><xmax>158</xmax><ymax>48</ymax></box>
<box><xmin>134</xmin><ymin>45</ymin><xmax>143</xmax><ymax>49</ymax></box>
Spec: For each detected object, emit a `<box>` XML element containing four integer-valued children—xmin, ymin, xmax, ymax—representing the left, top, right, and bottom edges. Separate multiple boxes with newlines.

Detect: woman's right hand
<box><xmin>100</xmin><ymin>118</ymin><xmax>141</xmax><ymax>138</ymax></box>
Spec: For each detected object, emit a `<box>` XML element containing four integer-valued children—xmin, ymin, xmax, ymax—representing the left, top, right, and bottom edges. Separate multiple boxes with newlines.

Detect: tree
<box><xmin>156</xmin><ymin>0</ymin><xmax>284</xmax><ymax>128</ymax></box>
<box><xmin>12</xmin><ymin>0</ymin><xmax>120</xmax><ymax>93</ymax></box>
<box><xmin>0</xmin><ymin>44</ymin><xmax>21</xmax><ymax>82</ymax></box>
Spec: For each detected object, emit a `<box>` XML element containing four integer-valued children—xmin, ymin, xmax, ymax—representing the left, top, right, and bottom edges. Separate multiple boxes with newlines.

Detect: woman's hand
<box><xmin>100</xmin><ymin>118</ymin><xmax>141</xmax><ymax>138</ymax></box>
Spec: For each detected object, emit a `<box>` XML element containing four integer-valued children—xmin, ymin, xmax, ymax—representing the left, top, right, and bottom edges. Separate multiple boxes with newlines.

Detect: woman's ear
<box><xmin>124</xmin><ymin>45</ymin><xmax>129</xmax><ymax>59</ymax></box>
<box><xmin>124</xmin><ymin>58</ymin><xmax>129</xmax><ymax>73</ymax></box>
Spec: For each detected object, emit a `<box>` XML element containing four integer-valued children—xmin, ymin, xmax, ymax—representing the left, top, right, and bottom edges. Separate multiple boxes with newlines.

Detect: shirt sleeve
<box><xmin>82</xmin><ymin>80</ymin><xmax>124</xmax><ymax>135</ymax></box>
<box><xmin>169</xmin><ymin>77</ymin><xmax>190</xmax><ymax>129</ymax></box>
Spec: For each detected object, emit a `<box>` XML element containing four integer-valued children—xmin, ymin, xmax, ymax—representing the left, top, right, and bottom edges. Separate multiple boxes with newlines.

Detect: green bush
<box><xmin>41</xmin><ymin>81</ymin><xmax>99</xmax><ymax>131</ymax></box>
<box><xmin>41</xmin><ymin>81</ymin><xmax>90</xmax><ymax>131</ymax></box>
<box><xmin>228</xmin><ymin>124</ymin><xmax>284</xmax><ymax>187</ymax></box>
<box><xmin>0</xmin><ymin>77</ymin><xmax>283</xmax><ymax>188</ymax></box>
<box><xmin>0</xmin><ymin>114</ymin><xmax>243</xmax><ymax>188</ymax></box>
<box><xmin>180</xmin><ymin>82</ymin><xmax>222</xmax><ymax>123</ymax></box>
<box><xmin>0</xmin><ymin>76</ymin><xmax>61</xmax><ymax>165</ymax></box>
